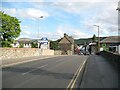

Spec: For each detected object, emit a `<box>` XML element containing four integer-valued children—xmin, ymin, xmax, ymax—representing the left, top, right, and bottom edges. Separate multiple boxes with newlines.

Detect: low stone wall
<box><xmin>67</xmin><ymin>50</ymin><xmax>73</xmax><ymax>55</ymax></box>
<box><xmin>54</xmin><ymin>50</ymin><xmax>73</xmax><ymax>55</ymax></box>
<box><xmin>54</xmin><ymin>50</ymin><xmax>62</xmax><ymax>55</ymax></box>
<box><xmin>99</xmin><ymin>51</ymin><xmax>120</xmax><ymax>66</ymax></box>
<box><xmin>41</xmin><ymin>49</ymin><xmax>54</xmax><ymax>56</ymax></box>
<box><xmin>0</xmin><ymin>48</ymin><xmax>54</xmax><ymax>60</ymax></box>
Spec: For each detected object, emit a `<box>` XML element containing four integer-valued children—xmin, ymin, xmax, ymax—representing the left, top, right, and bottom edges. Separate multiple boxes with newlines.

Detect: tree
<box><xmin>0</xmin><ymin>12</ymin><xmax>21</xmax><ymax>47</ymax></box>
<box><xmin>101</xmin><ymin>43</ymin><xmax>109</xmax><ymax>51</ymax></box>
<box><xmin>31</xmin><ymin>42</ymin><xmax>38</xmax><ymax>48</ymax></box>
<box><xmin>50</xmin><ymin>41</ymin><xmax>59</xmax><ymax>50</ymax></box>
<box><xmin>92</xmin><ymin>34</ymin><xmax>96</xmax><ymax>42</ymax></box>
<box><xmin>19</xmin><ymin>43</ymin><xmax>23</xmax><ymax>48</ymax></box>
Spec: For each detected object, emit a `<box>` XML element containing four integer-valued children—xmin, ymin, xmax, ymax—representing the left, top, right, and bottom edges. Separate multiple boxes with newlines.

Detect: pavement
<box><xmin>80</xmin><ymin>54</ymin><xmax>118</xmax><ymax>88</ymax></box>
<box><xmin>2</xmin><ymin>55</ymin><xmax>88</xmax><ymax>88</ymax></box>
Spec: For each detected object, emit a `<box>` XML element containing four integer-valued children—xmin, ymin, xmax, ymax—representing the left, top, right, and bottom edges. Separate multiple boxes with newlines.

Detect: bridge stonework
<box><xmin>0</xmin><ymin>48</ymin><xmax>54</xmax><ymax>60</ymax></box>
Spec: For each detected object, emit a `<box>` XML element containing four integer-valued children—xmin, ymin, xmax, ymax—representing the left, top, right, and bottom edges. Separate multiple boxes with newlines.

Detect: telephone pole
<box><xmin>93</xmin><ymin>25</ymin><xmax>100</xmax><ymax>52</ymax></box>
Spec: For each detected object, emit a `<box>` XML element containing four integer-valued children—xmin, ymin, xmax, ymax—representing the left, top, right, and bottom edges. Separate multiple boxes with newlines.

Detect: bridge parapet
<box><xmin>99</xmin><ymin>51</ymin><xmax>120</xmax><ymax>66</ymax></box>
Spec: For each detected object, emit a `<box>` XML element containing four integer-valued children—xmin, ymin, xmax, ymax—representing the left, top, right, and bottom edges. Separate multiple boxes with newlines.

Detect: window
<box><xmin>14</xmin><ymin>43</ymin><xmax>16</xmax><ymax>46</ymax></box>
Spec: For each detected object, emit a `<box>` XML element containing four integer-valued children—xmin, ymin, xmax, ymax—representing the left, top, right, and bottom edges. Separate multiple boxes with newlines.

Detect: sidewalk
<box><xmin>2</xmin><ymin>55</ymin><xmax>59</xmax><ymax>67</ymax></box>
<box><xmin>80</xmin><ymin>55</ymin><xmax>118</xmax><ymax>88</ymax></box>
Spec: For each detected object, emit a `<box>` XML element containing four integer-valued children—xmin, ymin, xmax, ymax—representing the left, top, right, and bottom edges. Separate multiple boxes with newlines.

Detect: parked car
<box><xmin>82</xmin><ymin>50</ymin><xmax>89</xmax><ymax>55</ymax></box>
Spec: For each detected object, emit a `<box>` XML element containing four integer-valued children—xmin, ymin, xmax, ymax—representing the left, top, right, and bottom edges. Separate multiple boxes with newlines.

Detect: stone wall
<box><xmin>99</xmin><ymin>51</ymin><xmax>120</xmax><ymax>66</ymax></box>
<box><xmin>54</xmin><ymin>50</ymin><xmax>73</xmax><ymax>55</ymax></box>
<box><xmin>0</xmin><ymin>48</ymin><xmax>54</xmax><ymax>60</ymax></box>
<box><xmin>54</xmin><ymin>50</ymin><xmax>62</xmax><ymax>55</ymax></box>
<box><xmin>67</xmin><ymin>50</ymin><xmax>73</xmax><ymax>55</ymax></box>
<box><xmin>41</xmin><ymin>49</ymin><xmax>54</xmax><ymax>56</ymax></box>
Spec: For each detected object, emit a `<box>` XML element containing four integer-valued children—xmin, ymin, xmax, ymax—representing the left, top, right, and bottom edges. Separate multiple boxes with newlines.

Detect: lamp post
<box><xmin>93</xmin><ymin>25</ymin><xmax>100</xmax><ymax>52</ymax></box>
<box><xmin>116</xmin><ymin>5</ymin><xmax>120</xmax><ymax>54</ymax></box>
<box><xmin>116</xmin><ymin>7</ymin><xmax>120</xmax><ymax>12</ymax></box>
<box><xmin>38</xmin><ymin>16</ymin><xmax>43</xmax><ymax>48</ymax></box>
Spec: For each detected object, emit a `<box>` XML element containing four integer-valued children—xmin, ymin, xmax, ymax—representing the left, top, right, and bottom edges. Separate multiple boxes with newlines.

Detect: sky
<box><xmin>1</xmin><ymin>0</ymin><xmax>119</xmax><ymax>40</ymax></box>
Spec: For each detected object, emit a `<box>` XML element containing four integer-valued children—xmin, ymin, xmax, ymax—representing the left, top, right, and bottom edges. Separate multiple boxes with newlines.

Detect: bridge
<box><xmin>1</xmin><ymin>51</ymin><xmax>119</xmax><ymax>89</ymax></box>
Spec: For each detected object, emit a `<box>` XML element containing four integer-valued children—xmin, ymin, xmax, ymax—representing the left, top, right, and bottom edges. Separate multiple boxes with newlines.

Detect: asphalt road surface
<box><xmin>2</xmin><ymin>55</ymin><xmax>88</xmax><ymax>88</ymax></box>
<box><xmin>80</xmin><ymin>55</ymin><xmax>118</xmax><ymax>88</ymax></box>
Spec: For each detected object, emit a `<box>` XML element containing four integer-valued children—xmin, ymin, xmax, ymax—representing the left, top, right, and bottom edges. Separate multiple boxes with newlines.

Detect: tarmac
<box><xmin>80</xmin><ymin>54</ymin><xmax>118</xmax><ymax>88</ymax></box>
<box><xmin>1</xmin><ymin>54</ymin><xmax>119</xmax><ymax>88</ymax></box>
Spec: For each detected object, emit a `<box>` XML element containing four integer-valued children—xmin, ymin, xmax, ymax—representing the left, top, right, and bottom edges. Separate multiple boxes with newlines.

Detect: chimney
<box><xmin>64</xmin><ymin>33</ymin><xmax>67</xmax><ymax>37</ymax></box>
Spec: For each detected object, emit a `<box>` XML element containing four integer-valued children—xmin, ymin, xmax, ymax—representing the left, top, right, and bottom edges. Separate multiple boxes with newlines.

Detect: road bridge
<box><xmin>2</xmin><ymin>53</ymin><xmax>119</xmax><ymax>89</ymax></box>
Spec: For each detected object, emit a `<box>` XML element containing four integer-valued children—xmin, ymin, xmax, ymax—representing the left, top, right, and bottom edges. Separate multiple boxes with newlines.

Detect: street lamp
<box><xmin>116</xmin><ymin>7</ymin><xmax>120</xmax><ymax>11</ymax></box>
<box><xmin>93</xmin><ymin>25</ymin><xmax>100</xmax><ymax>52</ymax></box>
<box><xmin>116</xmin><ymin>4</ymin><xmax>120</xmax><ymax>54</ymax></box>
<box><xmin>38</xmin><ymin>16</ymin><xmax>43</xmax><ymax>48</ymax></box>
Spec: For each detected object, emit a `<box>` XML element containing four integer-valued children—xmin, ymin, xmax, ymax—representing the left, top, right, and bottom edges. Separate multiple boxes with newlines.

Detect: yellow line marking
<box><xmin>66</xmin><ymin>60</ymin><xmax>87</xmax><ymax>90</ymax></box>
<box><xmin>66</xmin><ymin>65</ymin><xmax>80</xmax><ymax>89</ymax></box>
<box><xmin>70</xmin><ymin>60</ymin><xmax>86</xmax><ymax>90</ymax></box>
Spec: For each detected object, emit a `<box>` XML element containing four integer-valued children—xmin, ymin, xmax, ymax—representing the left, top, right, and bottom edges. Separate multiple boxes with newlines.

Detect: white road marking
<box><xmin>21</xmin><ymin>64</ymin><xmax>48</xmax><ymax>75</ymax></box>
<box><xmin>37</xmin><ymin>64</ymin><xmax>48</xmax><ymax>68</ymax></box>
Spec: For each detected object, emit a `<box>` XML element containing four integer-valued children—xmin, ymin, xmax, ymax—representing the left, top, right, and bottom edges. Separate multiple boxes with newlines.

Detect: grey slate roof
<box><xmin>18</xmin><ymin>38</ymin><xmax>31</xmax><ymax>43</ymax></box>
<box><xmin>100</xmin><ymin>36</ymin><xmax>120</xmax><ymax>43</ymax></box>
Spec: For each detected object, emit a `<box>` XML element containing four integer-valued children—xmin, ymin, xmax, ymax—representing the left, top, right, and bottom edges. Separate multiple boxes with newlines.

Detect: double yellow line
<box><xmin>66</xmin><ymin>60</ymin><xmax>87</xmax><ymax>90</ymax></box>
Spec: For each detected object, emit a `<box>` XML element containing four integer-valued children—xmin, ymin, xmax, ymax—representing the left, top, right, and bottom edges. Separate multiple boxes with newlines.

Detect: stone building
<box><xmin>100</xmin><ymin>36</ymin><xmax>120</xmax><ymax>54</ymax></box>
<box><xmin>59</xmin><ymin>33</ymin><xmax>74</xmax><ymax>55</ymax></box>
<box><xmin>11</xmin><ymin>38</ymin><xmax>31</xmax><ymax>48</ymax></box>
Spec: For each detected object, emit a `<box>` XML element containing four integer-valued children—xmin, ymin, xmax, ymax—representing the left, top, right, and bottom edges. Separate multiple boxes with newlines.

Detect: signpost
<box><xmin>40</xmin><ymin>37</ymin><xmax>49</xmax><ymax>49</ymax></box>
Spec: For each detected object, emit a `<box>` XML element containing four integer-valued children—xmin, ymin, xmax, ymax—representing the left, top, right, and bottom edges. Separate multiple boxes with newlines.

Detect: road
<box><xmin>80</xmin><ymin>55</ymin><xmax>118</xmax><ymax>88</ymax></box>
<box><xmin>2</xmin><ymin>55</ymin><xmax>88</xmax><ymax>88</ymax></box>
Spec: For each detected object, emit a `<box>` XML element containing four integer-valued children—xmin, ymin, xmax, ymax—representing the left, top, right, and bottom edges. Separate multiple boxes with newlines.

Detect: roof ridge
<box><xmin>65</xmin><ymin>35</ymin><xmax>72</xmax><ymax>44</ymax></box>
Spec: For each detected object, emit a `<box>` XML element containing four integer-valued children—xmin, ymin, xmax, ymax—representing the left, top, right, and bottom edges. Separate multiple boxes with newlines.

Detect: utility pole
<box><xmin>38</xmin><ymin>16</ymin><xmax>43</xmax><ymax>48</ymax></box>
<box><xmin>93</xmin><ymin>25</ymin><xmax>100</xmax><ymax>52</ymax></box>
<box><xmin>116</xmin><ymin>2</ymin><xmax>120</xmax><ymax>54</ymax></box>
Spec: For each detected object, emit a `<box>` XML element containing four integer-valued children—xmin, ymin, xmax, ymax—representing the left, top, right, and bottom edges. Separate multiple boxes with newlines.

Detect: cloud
<box><xmin>2</xmin><ymin>8</ymin><xmax>16</xmax><ymax>15</ymax></box>
<box><xmin>30</xmin><ymin>25</ymin><xmax>89</xmax><ymax>40</ymax></box>
<box><xmin>3</xmin><ymin>8</ymin><xmax>50</xmax><ymax>19</ymax></box>
<box><xmin>34</xmin><ymin>32</ymin><xmax>60</xmax><ymax>40</ymax></box>
<box><xmin>47</xmin><ymin>1</ymin><xmax>118</xmax><ymax>38</ymax></box>
<box><xmin>55</xmin><ymin>26</ymin><xmax>89</xmax><ymax>39</ymax></box>
<box><xmin>51</xmin><ymin>0</ymin><xmax>118</xmax><ymax>3</ymax></box>
<box><xmin>83</xmin><ymin>2</ymin><xmax>118</xmax><ymax>36</ymax></box>
<box><xmin>2</xmin><ymin>0</ymin><xmax>119</xmax><ymax>40</ymax></box>
<box><xmin>26</xmin><ymin>8</ymin><xmax>49</xmax><ymax>19</ymax></box>
<box><xmin>56</xmin><ymin>26</ymin><xmax>65</xmax><ymax>37</ymax></box>
<box><xmin>72</xmin><ymin>30</ymin><xmax>89</xmax><ymax>39</ymax></box>
<box><xmin>53</xmin><ymin>2</ymin><xmax>92</xmax><ymax>15</ymax></box>
<box><xmin>21</xmin><ymin>30</ymin><xmax>31</xmax><ymax>35</ymax></box>
<box><xmin>2</xmin><ymin>0</ymin><xmax>44</xmax><ymax>2</ymax></box>
<box><xmin>20</xmin><ymin>30</ymin><xmax>31</xmax><ymax>38</ymax></box>
<box><xmin>3</xmin><ymin>0</ymin><xmax>119</xmax><ymax>2</ymax></box>
<box><xmin>20</xmin><ymin>25</ymin><xmax>33</xmax><ymax>38</ymax></box>
<box><xmin>21</xmin><ymin>25</ymin><xmax>29</xmax><ymax>29</ymax></box>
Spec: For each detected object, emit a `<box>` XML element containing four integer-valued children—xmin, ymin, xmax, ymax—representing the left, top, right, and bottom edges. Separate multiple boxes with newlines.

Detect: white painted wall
<box><xmin>11</xmin><ymin>43</ymin><xmax>19</xmax><ymax>48</ymax></box>
<box><xmin>23</xmin><ymin>43</ymin><xmax>31</xmax><ymax>48</ymax></box>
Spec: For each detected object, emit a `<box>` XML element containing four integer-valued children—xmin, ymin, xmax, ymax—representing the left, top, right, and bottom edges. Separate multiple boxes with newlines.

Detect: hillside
<box><xmin>75</xmin><ymin>37</ymin><xmax>107</xmax><ymax>45</ymax></box>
